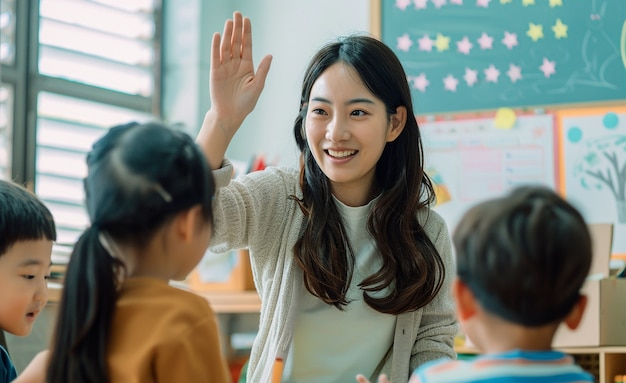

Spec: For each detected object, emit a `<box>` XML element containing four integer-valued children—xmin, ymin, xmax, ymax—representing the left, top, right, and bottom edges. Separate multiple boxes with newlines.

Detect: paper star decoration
<box><xmin>457</xmin><ymin>36</ymin><xmax>473</xmax><ymax>54</ymax></box>
<box><xmin>539</xmin><ymin>58</ymin><xmax>556</xmax><ymax>78</ymax></box>
<box><xmin>418</xmin><ymin>35</ymin><xmax>434</xmax><ymax>51</ymax></box>
<box><xmin>527</xmin><ymin>23</ymin><xmax>544</xmax><ymax>42</ymax></box>
<box><xmin>410</xmin><ymin>73</ymin><xmax>430</xmax><ymax>92</ymax></box>
<box><xmin>432</xmin><ymin>0</ymin><xmax>447</xmax><ymax>8</ymax></box>
<box><xmin>484</xmin><ymin>65</ymin><xmax>500</xmax><ymax>83</ymax></box>
<box><xmin>502</xmin><ymin>31</ymin><xmax>518</xmax><ymax>49</ymax></box>
<box><xmin>522</xmin><ymin>0</ymin><xmax>535</xmax><ymax>5</ymax></box>
<box><xmin>443</xmin><ymin>74</ymin><xmax>459</xmax><ymax>92</ymax></box>
<box><xmin>477</xmin><ymin>32</ymin><xmax>494</xmax><ymax>49</ymax></box>
<box><xmin>507</xmin><ymin>64</ymin><xmax>522</xmax><ymax>83</ymax></box>
<box><xmin>476</xmin><ymin>0</ymin><xmax>491</xmax><ymax>7</ymax></box>
<box><xmin>435</xmin><ymin>33</ymin><xmax>451</xmax><ymax>52</ymax></box>
<box><xmin>464</xmin><ymin>68</ymin><xmax>478</xmax><ymax>86</ymax></box>
<box><xmin>395</xmin><ymin>0</ymin><xmax>412</xmax><ymax>10</ymax></box>
<box><xmin>413</xmin><ymin>0</ymin><xmax>428</xmax><ymax>9</ymax></box>
<box><xmin>397</xmin><ymin>34</ymin><xmax>413</xmax><ymax>52</ymax></box>
<box><xmin>450</xmin><ymin>0</ymin><xmax>463</xmax><ymax>4</ymax></box>
<box><xmin>549</xmin><ymin>0</ymin><xmax>563</xmax><ymax>7</ymax></box>
<box><xmin>552</xmin><ymin>18</ymin><xmax>568</xmax><ymax>39</ymax></box>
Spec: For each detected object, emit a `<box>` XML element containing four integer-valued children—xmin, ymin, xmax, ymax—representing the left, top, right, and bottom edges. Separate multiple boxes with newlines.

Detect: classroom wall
<box><xmin>162</xmin><ymin>0</ymin><xmax>371</xmax><ymax>167</ymax></box>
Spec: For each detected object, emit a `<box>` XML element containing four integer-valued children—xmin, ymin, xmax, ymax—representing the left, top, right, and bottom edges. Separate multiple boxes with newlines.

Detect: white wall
<box><xmin>163</xmin><ymin>1</ymin><xmax>372</xmax><ymax>167</ymax></box>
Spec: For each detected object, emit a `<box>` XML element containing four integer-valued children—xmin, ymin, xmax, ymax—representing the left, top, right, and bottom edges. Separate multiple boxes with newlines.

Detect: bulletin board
<box><xmin>557</xmin><ymin>106</ymin><xmax>626</xmax><ymax>257</ymax></box>
<box><xmin>375</xmin><ymin>0</ymin><xmax>626</xmax><ymax>115</ymax></box>
<box><xmin>421</xmin><ymin>113</ymin><xmax>557</xmax><ymax>230</ymax></box>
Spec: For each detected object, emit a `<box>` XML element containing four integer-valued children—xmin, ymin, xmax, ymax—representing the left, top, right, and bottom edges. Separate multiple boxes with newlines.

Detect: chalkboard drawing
<box><xmin>569</xmin><ymin>112</ymin><xmax>626</xmax><ymax>223</ymax></box>
<box><xmin>427</xmin><ymin>166</ymin><xmax>452</xmax><ymax>206</ymax></box>
<box><xmin>563</xmin><ymin>0</ymin><xmax>622</xmax><ymax>92</ymax></box>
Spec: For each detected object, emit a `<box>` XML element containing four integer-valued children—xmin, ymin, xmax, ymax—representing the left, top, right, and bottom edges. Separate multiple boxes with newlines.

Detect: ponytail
<box><xmin>46</xmin><ymin>226</ymin><xmax>124</xmax><ymax>383</ymax></box>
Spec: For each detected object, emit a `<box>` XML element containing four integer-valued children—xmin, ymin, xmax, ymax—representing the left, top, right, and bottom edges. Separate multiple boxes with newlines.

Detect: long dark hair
<box><xmin>46</xmin><ymin>122</ymin><xmax>215</xmax><ymax>383</ymax></box>
<box><xmin>292</xmin><ymin>35</ymin><xmax>445</xmax><ymax>314</ymax></box>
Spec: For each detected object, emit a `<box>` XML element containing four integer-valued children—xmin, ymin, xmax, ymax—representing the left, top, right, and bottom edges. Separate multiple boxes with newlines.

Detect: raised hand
<box><xmin>209</xmin><ymin>11</ymin><xmax>272</xmax><ymax>136</ymax></box>
<box><xmin>356</xmin><ymin>373</ymin><xmax>392</xmax><ymax>383</ymax></box>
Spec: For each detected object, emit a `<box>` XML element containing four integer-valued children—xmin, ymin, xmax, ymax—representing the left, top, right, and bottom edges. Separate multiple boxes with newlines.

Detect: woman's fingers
<box><xmin>220</xmin><ymin>19</ymin><xmax>233</xmax><ymax>62</ymax></box>
<box><xmin>231</xmin><ymin>12</ymin><xmax>243</xmax><ymax>60</ymax></box>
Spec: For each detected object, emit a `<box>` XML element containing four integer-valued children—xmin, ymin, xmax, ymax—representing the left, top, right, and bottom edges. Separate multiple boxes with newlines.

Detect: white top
<box><xmin>283</xmin><ymin>196</ymin><xmax>396</xmax><ymax>382</ymax></box>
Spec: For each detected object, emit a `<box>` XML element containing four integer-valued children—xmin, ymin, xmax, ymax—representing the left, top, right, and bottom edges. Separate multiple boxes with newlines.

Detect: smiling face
<box><xmin>304</xmin><ymin>62</ymin><xmax>405</xmax><ymax>206</ymax></box>
<box><xmin>0</xmin><ymin>239</ymin><xmax>52</xmax><ymax>336</ymax></box>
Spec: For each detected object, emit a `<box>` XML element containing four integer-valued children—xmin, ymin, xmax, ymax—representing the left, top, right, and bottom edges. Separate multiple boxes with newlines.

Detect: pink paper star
<box><xmin>539</xmin><ymin>58</ymin><xmax>556</xmax><ymax>78</ymax></box>
<box><xmin>484</xmin><ymin>64</ymin><xmax>500</xmax><ymax>83</ymax></box>
<box><xmin>502</xmin><ymin>31</ymin><xmax>518</xmax><ymax>50</ymax></box>
<box><xmin>432</xmin><ymin>0</ymin><xmax>447</xmax><ymax>7</ymax></box>
<box><xmin>410</xmin><ymin>73</ymin><xmax>430</xmax><ymax>92</ymax></box>
<box><xmin>456</xmin><ymin>36</ymin><xmax>473</xmax><ymax>55</ymax></box>
<box><xmin>413</xmin><ymin>0</ymin><xmax>428</xmax><ymax>9</ymax></box>
<box><xmin>396</xmin><ymin>0</ymin><xmax>412</xmax><ymax>10</ymax></box>
<box><xmin>443</xmin><ymin>74</ymin><xmax>459</xmax><ymax>92</ymax></box>
<box><xmin>477</xmin><ymin>32</ymin><xmax>494</xmax><ymax>50</ymax></box>
<box><xmin>464</xmin><ymin>68</ymin><xmax>478</xmax><ymax>86</ymax></box>
<box><xmin>397</xmin><ymin>34</ymin><xmax>413</xmax><ymax>52</ymax></box>
<box><xmin>507</xmin><ymin>63</ymin><xmax>522</xmax><ymax>82</ymax></box>
<box><xmin>418</xmin><ymin>35</ymin><xmax>434</xmax><ymax>51</ymax></box>
<box><xmin>476</xmin><ymin>0</ymin><xmax>491</xmax><ymax>7</ymax></box>
<box><xmin>450</xmin><ymin>0</ymin><xmax>463</xmax><ymax>4</ymax></box>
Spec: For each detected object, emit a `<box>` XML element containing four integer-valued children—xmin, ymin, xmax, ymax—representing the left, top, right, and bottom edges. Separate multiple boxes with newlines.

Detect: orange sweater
<box><xmin>107</xmin><ymin>277</ymin><xmax>230</xmax><ymax>383</ymax></box>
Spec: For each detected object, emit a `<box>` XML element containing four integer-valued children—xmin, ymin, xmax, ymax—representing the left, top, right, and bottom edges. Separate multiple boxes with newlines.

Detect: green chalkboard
<box><xmin>381</xmin><ymin>0</ymin><xmax>626</xmax><ymax>114</ymax></box>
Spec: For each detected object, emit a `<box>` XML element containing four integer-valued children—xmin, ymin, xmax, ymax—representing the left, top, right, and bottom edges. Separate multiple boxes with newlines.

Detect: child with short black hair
<box><xmin>359</xmin><ymin>186</ymin><xmax>595</xmax><ymax>382</ymax></box>
<box><xmin>0</xmin><ymin>180</ymin><xmax>56</xmax><ymax>383</ymax></box>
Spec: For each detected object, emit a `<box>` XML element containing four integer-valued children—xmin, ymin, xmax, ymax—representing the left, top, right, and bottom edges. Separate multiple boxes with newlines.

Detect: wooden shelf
<box><xmin>191</xmin><ymin>290</ymin><xmax>261</xmax><ymax>314</ymax></box>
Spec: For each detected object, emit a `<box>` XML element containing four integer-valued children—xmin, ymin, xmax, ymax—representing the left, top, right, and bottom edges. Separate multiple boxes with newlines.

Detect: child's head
<box><xmin>0</xmin><ymin>180</ymin><xmax>56</xmax><ymax>336</ymax></box>
<box><xmin>453</xmin><ymin>186</ymin><xmax>592</xmax><ymax>345</ymax></box>
<box><xmin>293</xmin><ymin>35</ymin><xmax>431</xmax><ymax>201</ymax></box>
<box><xmin>48</xmin><ymin>121</ymin><xmax>215</xmax><ymax>382</ymax></box>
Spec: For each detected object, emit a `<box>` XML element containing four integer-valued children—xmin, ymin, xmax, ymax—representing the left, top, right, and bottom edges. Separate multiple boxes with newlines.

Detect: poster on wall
<box><xmin>421</xmin><ymin>113</ymin><xmax>557</xmax><ymax>231</ymax></box>
<box><xmin>558</xmin><ymin>106</ymin><xmax>626</xmax><ymax>257</ymax></box>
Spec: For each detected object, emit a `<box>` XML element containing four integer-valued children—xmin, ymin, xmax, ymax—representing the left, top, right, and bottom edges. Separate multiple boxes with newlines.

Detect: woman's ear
<box><xmin>453</xmin><ymin>278</ymin><xmax>478</xmax><ymax>321</ymax></box>
<box><xmin>386</xmin><ymin>106</ymin><xmax>407</xmax><ymax>142</ymax></box>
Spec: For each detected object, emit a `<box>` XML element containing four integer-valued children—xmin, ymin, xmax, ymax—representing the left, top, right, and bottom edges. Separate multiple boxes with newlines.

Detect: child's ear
<box><xmin>564</xmin><ymin>295</ymin><xmax>588</xmax><ymax>330</ymax></box>
<box><xmin>175</xmin><ymin>206</ymin><xmax>203</xmax><ymax>243</ymax></box>
<box><xmin>386</xmin><ymin>106</ymin><xmax>407</xmax><ymax>142</ymax></box>
<box><xmin>453</xmin><ymin>278</ymin><xmax>478</xmax><ymax>321</ymax></box>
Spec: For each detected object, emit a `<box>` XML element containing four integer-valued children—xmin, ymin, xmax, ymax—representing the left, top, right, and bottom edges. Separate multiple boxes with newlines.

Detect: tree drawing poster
<box><xmin>558</xmin><ymin>107</ymin><xmax>626</xmax><ymax>257</ymax></box>
<box><xmin>421</xmin><ymin>113</ymin><xmax>557</xmax><ymax>231</ymax></box>
<box><xmin>381</xmin><ymin>0</ymin><xmax>626</xmax><ymax>114</ymax></box>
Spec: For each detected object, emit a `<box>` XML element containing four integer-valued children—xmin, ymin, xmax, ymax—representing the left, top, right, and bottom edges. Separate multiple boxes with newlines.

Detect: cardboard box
<box><xmin>187</xmin><ymin>249</ymin><xmax>255</xmax><ymax>292</ymax></box>
<box><xmin>553</xmin><ymin>223</ymin><xmax>626</xmax><ymax>348</ymax></box>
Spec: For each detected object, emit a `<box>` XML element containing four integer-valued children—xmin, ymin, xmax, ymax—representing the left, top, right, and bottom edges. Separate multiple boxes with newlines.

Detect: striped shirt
<box><xmin>409</xmin><ymin>350</ymin><xmax>594</xmax><ymax>383</ymax></box>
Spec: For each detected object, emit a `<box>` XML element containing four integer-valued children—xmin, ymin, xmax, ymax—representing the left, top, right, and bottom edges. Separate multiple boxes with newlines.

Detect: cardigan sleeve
<box><xmin>409</xmin><ymin>210</ymin><xmax>459</xmax><ymax>370</ymax></box>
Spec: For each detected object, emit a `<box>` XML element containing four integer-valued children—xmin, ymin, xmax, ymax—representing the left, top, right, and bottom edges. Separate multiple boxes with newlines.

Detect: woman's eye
<box><xmin>312</xmin><ymin>108</ymin><xmax>327</xmax><ymax>115</ymax></box>
<box><xmin>351</xmin><ymin>110</ymin><xmax>367</xmax><ymax>116</ymax></box>
<box><xmin>22</xmin><ymin>275</ymin><xmax>35</xmax><ymax>280</ymax></box>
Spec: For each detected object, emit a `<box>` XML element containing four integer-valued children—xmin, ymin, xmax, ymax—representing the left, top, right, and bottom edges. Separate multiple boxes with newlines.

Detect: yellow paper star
<box><xmin>500</xmin><ymin>0</ymin><xmax>512</xmax><ymax>3</ymax></box>
<box><xmin>527</xmin><ymin>23</ymin><xmax>544</xmax><ymax>42</ymax></box>
<box><xmin>552</xmin><ymin>18</ymin><xmax>568</xmax><ymax>39</ymax></box>
<box><xmin>522</xmin><ymin>0</ymin><xmax>535</xmax><ymax>6</ymax></box>
<box><xmin>549</xmin><ymin>0</ymin><xmax>563</xmax><ymax>7</ymax></box>
<box><xmin>434</xmin><ymin>33</ymin><xmax>450</xmax><ymax>52</ymax></box>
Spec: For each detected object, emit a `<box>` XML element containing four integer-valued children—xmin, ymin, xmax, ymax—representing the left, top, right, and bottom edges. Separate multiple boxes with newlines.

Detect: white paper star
<box><xmin>539</xmin><ymin>58</ymin><xmax>556</xmax><ymax>78</ymax></box>
<box><xmin>502</xmin><ymin>31</ymin><xmax>518</xmax><ymax>50</ymax></box>
<box><xmin>456</xmin><ymin>36</ymin><xmax>473</xmax><ymax>55</ymax></box>
<box><xmin>413</xmin><ymin>0</ymin><xmax>428</xmax><ymax>9</ymax></box>
<box><xmin>397</xmin><ymin>34</ymin><xmax>413</xmax><ymax>52</ymax></box>
<box><xmin>507</xmin><ymin>63</ymin><xmax>522</xmax><ymax>83</ymax></box>
<box><xmin>476</xmin><ymin>0</ymin><xmax>491</xmax><ymax>7</ymax></box>
<box><xmin>450</xmin><ymin>0</ymin><xmax>463</xmax><ymax>4</ymax></box>
<box><xmin>432</xmin><ymin>0</ymin><xmax>447</xmax><ymax>8</ymax></box>
<box><xmin>418</xmin><ymin>35</ymin><xmax>434</xmax><ymax>51</ymax></box>
<box><xmin>443</xmin><ymin>74</ymin><xmax>459</xmax><ymax>92</ymax></box>
<box><xmin>396</xmin><ymin>0</ymin><xmax>412</xmax><ymax>10</ymax></box>
<box><xmin>484</xmin><ymin>64</ymin><xmax>500</xmax><ymax>83</ymax></box>
<box><xmin>477</xmin><ymin>32</ymin><xmax>494</xmax><ymax>50</ymax></box>
<box><xmin>464</xmin><ymin>68</ymin><xmax>478</xmax><ymax>86</ymax></box>
<box><xmin>410</xmin><ymin>73</ymin><xmax>430</xmax><ymax>92</ymax></box>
